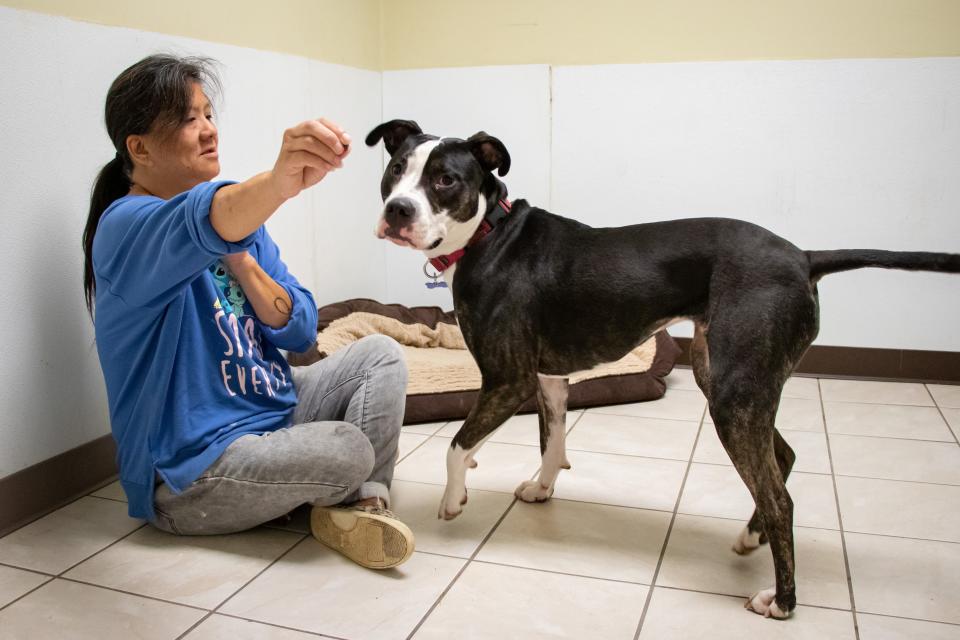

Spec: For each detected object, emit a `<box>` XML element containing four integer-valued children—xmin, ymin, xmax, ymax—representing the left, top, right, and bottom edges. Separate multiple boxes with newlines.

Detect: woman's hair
<box><xmin>83</xmin><ymin>54</ymin><xmax>222</xmax><ymax>317</ymax></box>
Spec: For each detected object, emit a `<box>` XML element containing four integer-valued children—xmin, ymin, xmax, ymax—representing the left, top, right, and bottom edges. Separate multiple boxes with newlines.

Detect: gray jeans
<box><xmin>152</xmin><ymin>335</ymin><xmax>408</xmax><ymax>535</ymax></box>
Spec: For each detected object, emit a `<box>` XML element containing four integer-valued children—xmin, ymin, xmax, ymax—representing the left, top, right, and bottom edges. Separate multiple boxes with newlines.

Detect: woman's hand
<box><xmin>211</xmin><ymin>118</ymin><xmax>351</xmax><ymax>243</ymax></box>
<box><xmin>269</xmin><ymin>118</ymin><xmax>352</xmax><ymax>200</ymax></box>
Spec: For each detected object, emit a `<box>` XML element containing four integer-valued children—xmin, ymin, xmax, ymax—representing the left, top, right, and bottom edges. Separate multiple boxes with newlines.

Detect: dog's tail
<box><xmin>806</xmin><ymin>249</ymin><xmax>960</xmax><ymax>281</ymax></box>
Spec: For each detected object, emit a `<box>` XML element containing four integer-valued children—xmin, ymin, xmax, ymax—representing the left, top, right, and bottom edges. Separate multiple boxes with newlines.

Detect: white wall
<box><xmin>0</xmin><ymin>7</ymin><xmax>385</xmax><ymax>478</ymax></box>
<box><xmin>552</xmin><ymin>58</ymin><xmax>960</xmax><ymax>349</ymax></box>
<box><xmin>382</xmin><ymin>58</ymin><xmax>960</xmax><ymax>350</ymax></box>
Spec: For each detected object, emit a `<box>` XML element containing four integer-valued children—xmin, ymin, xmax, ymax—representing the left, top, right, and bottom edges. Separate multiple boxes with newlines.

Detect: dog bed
<box><xmin>287</xmin><ymin>298</ymin><xmax>681</xmax><ymax>424</ymax></box>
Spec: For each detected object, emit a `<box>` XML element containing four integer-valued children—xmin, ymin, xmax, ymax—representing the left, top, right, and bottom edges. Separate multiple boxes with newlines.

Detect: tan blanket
<box><xmin>313</xmin><ymin>310</ymin><xmax>658</xmax><ymax>395</ymax></box>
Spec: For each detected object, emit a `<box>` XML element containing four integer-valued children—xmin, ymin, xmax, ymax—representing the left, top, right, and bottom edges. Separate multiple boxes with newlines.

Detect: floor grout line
<box><xmin>924</xmin><ymin>384</ymin><xmax>960</xmax><ymax>447</ymax></box>
<box><xmin>56</xmin><ymin>522</ymin><xmax>149</xmax><ymax>577</ymax></box>
<box><xmin>819</xmin><ymin>378</ymin><xmax>862</xmax><ymax>640</ymax></box>
<box><xmin>173</xmin><ymin>532</ymin><xmax>310</xmax><ymax>640</ymax></box>
<box><xmin>57</xmin><ymin>575</ymin><xmax>210</xmax><ymax>612</ymax></box>
<box><xmin>652</xmin><ymin>584</ymin><xmax>857</xmax><ymax>613</ymax></box>
<box><xmin>850</xmin><ymin>609</ymin><xmax>960</xmax><ymax>628</ymax></box>
<box><xmin>0</xmin><ymin>575</ymin><xmax>54</xmax><ymax>614</ymax></box>
<box><xmin>826</xmin><ymin>431</ymin><xmax>960</xmax><ymax>445</ymax></box>
<box><xmin>87</xmin><ymin>494</ymin><xmax>127</xmax><ymax>504</ymax></box>
<box><xmin>212</xmin><ymin>612</ymin><xmax>350</xmax><ymax>639</ymax></box>
<box><xmin>403</xmin><ymin>409</ymin><xmax>590</xmax><ymax>639</ymax></box>
<box><xmin>403</xmin><ymin>496</ymin><xmax>522</xmax><ymax>639</ymax></box>
<box><xmin>388</xmin><ymin>476</ymin><xmax>960</xmax><ymax>542</ymax></box>
<box><xmin>632</xmin><ymin>403</ymin><xmax>708</xmax><ymax>640</ymax></box>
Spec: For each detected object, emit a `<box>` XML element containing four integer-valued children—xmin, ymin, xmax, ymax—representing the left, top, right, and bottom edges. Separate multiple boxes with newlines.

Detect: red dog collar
<box><xmin>429</xmin><ymin>199</ymin><xmax>512</xmax><ymax>273</ymax></box>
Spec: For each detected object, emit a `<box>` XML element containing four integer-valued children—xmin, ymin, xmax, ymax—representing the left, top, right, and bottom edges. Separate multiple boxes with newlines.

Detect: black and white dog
<box><xmin>366</xmin><ymin>119</ymin><xmax>959</xmax><ymax>619</ymax></box>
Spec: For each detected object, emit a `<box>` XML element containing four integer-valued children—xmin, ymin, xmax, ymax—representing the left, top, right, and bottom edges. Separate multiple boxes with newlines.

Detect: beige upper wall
<box><xmin>4</xmin><ymin>0</ymin><xmax>959</xmax><ymax>69</ymax></box>
<box><xmin>380</xmin><ymin>0</ymin><xmax>960</xmax><ymax>69</ymax></box>
<box><xmin>0</xmin><ymin>0</ymin><xmax>383</xmax><ymax>69</ymax></box>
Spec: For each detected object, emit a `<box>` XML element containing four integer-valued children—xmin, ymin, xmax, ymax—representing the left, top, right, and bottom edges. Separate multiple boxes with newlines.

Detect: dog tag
<box><xmin>423</xmin><ymin>261</ymin><xmax>448</xmax><ymax>289</ymax></box>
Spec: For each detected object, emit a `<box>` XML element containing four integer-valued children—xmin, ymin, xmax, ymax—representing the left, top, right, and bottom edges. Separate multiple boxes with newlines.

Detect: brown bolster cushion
<box><xmin>287</xmin><ymin>298</ymin><xmax>681</xmax><ymax>424</ymax></box>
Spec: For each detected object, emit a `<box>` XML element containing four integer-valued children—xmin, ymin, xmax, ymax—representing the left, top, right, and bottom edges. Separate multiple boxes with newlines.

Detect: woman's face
<box><xmin>139</xmin><ymin>82</ymin><xmax>220</xmax><ymax>193</ymax></box>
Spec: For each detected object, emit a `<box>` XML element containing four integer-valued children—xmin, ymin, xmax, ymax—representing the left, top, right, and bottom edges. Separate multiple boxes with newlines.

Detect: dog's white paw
<box><xmin>438</xmin><ymin>488</ymin><xmax>467</xmax><ymax>520</ymax></box>
<box><xmin>744</xmin><ymin>587</ymin><xmax>792</xmax><ymax>619</ymax></box>
<box><xmin>732</xmin><ymin>526</ymin><xmax>762</xmax><ymax>555</ymax></box>
<box><xmin>515</xmin><ymin>480</ymin><xmax>554</xmax><ymax>503</ymax></box>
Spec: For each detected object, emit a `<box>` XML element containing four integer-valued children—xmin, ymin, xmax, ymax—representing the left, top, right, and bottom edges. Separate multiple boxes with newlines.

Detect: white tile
<box><xmin>782</xmin><ymin>376</ymin><xmax>822</xmax><ymax>400</ymax></box>
<box><xmin>64</xmin><ymin>526</ymin><xmax>302</xmax><ymax>609</ymax></box>
<box><xmin>220</xmin><ymin>539</ymin><xmax>465</xmax><ymax>639</ymax></box>
<box><xmin>943</xmin><ymin>408</ymin><xmax>960</xmax><ymax>440</ymax></box>
<box><xmin>830</xmin><ymin>434</ymin><xmax>960</xmax><ymax>484</ymax></box>
<box><xmin>846</xmin><ymin>532</ymin><xmax>960</xmax><ymax>624</ymax></box>
<box><xmin>390</xmin><ymin>480</ymin><xmax>514</xmax><ymax>558</ymax></box>
<box><xmin>837</xmin><ymin>476</ymin><xmax>960</xmax><ymax>543</ymax></box>
<box><xmin>658</xmin><ymin>514</ymin><xmax>851</xmax><ymax>610</ymax></box>
<box><xmin>0</xmin><ymin>496</ymin><xmax>143</xmax><ymax>574</ymax></box>
<box><xmin>551</xmin><ymin>449</ymin><xmax>688</xmax><ymax>512</ymax></box>
<box><xmin>820</xmin><ymin>380</ymin><xmax>933</xmax><ymax>406</ymax></box>
<box><xmin>478</xmin><ymin>499</ymin><xmax>671</xmax><ymax>584</ymax></box>
<box><xmin>0</xmin><ymin>579</ymin><xmax>204</xmax><ymax>640</ymax></box>
<box><xmin>824</xmin><ymin>402</ymin><xmax>955</xmax><ymax>441</ymax></box>
<box><xmin>694</xmin><ymin>427</ymin><xmax>831</xmax><ymax>474</ymax></box>
<box><xmin>664</xmin><ymin>367</ymin><xmax>699</xmax><ymax>391</ymax></box>
<box><xmin>438</xmin><ymin>410</ymin><xmax>581</xmax><ymax>446</ymax></box>
<box><xmin>394</xmin><ymin>437</ymin><xmax>542</xmax><ymax>494</ymax></box>
<box><xmin>705</xmin><ymin>396</ymin><xmax>825</xmax><ymax>432</ymax></box>
<box><xmin>413</xmin><ymin>562</ymin><xmax>648</xmax><ymax>640</ymax></box>
<box><xmin>0</xmin><ymin>565</ymin><xmax>48</xmax><ymax>608</ymax></box>
<box><xmin>679</xmin><ymin>464</ymin><xmax>839</xmax><ymax>530</ymax></box>
<box><xmin>402</xmin><ymin>421</ymin><xmax>448</xmax><ymax>436</ymax></box>
<box><xmin>590</xmin><ymin>389</ymin><xmax>707</xmax><ymax>422</ymax></box>
<box><xmin>639</xmin><ymin>588</ymin><xmax>856</xmax><ymax>639</ymax></box>
<box><xmin>857</xmin><ymin>613</ymin><xmax>960</xmax><ymax>640</ymax></box>
<box><xmin>928</xmin><ymin>384</ymin><xmax>960</xmax><ymax>409</ymax></box>
<box><xmin>398</xmin><ymin>432</ymin><xmax>430</xmax><ymax>460</ymax></box>
<box><xmin>184</xmin><ymin>614</ymin><xmax>321</xmax><ymax>639</ymax></box>
<box><xmin>566</xmin><ymin>412</ymin><xmax>699</xmax><ymax>461</ymax></box>
<box><xmin>90</xmin><ymin>480</ymin><xmax>127</xmax><ymax>502</ymax></box>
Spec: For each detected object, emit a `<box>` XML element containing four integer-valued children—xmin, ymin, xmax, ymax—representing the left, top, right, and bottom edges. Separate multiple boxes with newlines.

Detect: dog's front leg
<box><xmin>440</xmin><ymin>381</ymin><xmax>533</xmax><ymax>520</ymax></box>
<box><xmin>516</xmin><ymin>375</ymin><xmax>570</xmax><ymax>503</ymax></box>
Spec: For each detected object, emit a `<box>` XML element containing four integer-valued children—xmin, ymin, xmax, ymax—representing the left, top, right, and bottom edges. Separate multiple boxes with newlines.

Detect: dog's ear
<box><xmin>365</xmin><ymin>119</ymin><xmax>423</xmax><ymax>156</ymax></box>
<box><xmin>467</xmin><ymin>132</ymin><xmax>511</xmax><ymax>177</ymax></box>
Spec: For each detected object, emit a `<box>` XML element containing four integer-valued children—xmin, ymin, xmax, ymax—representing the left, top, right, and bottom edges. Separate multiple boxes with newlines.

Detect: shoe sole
<box><xmin>310</xmin><ymin>507</ymin><xmax>415</xmax><ymax>570</ymax></box>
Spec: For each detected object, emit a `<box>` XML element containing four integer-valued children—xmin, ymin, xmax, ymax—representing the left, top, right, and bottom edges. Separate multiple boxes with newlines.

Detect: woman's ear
<box><xmin>126</xmin><ymin>134</ymin><xmax>152</xmax><ymax>168</ymax></box>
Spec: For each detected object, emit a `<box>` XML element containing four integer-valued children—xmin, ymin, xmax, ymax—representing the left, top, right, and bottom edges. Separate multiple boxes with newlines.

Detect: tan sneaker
<box><xmin>310</xmin><ymin>502</ymin><xmax>415</xmax><ymax>569</ymax></box>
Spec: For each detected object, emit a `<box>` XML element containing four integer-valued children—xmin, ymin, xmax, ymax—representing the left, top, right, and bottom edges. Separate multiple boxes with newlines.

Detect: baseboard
<box><xmin>0</xmin><ymin>434</ymin><xmax>118</xmax><ymax>538</ymax></box>
<box><xmin>672</xmin><ymin>337</ymin><xmax>960</xmax><ymax>384</ymax></box>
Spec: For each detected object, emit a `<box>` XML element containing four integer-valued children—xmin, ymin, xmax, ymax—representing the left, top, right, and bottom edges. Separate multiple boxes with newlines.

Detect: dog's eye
<box><xmin>391</xmin><ymin>163</ymin><xmax>403</xmax><ymax>176</ymax></box>
<box><xmin>436</xmin><ymin>174</ymin><xmax>455</xmax><ymax>189</ymax></box>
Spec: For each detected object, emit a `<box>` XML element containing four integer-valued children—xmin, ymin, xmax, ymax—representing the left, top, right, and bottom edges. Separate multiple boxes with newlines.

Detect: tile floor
<box><xmin>2</xmin><ymin>370</ymin><xmax>959</xmax><ymax>639</ymax></box>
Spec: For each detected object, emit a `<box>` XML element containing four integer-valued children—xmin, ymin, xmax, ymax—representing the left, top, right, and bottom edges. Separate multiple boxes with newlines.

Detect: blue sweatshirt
<box><xmin>92</xmin><ymin>181</ymin><xmax>318</xmax><ymax>520</ymax></box>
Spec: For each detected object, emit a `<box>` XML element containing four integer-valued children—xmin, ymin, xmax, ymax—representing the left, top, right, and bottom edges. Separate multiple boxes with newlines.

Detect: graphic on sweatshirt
<box><xmin>209</xmin><ymin>260</ymin><xmax>289</xmax><ymax>399</ymax></box>
<box><xmin>210</xmin><ymin>261</ymin><xmax>250</xmax><ymax>318</ymax></box>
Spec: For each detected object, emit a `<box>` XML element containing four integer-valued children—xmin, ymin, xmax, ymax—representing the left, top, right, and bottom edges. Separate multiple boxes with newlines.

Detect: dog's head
<box><xmin>365</xmin><ymin>119</ymin><xmax>510</xmax><ymax>254</ymax></box>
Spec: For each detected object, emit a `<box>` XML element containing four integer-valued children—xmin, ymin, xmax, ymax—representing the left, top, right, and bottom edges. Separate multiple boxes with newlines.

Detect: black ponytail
<box><xmin>83</xmin><ymin>154</ymin><xmax>131</xmax><ymax>315</ymax></box>
<box><xmin>82</xmin><ymin>54</ymin><xmax>221</xmax><ymax>318</ymax></box>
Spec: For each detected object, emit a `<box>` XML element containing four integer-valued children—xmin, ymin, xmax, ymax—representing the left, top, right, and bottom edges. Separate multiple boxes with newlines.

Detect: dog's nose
<box><xmin>385</xmin><ymin>197</ymin><xmax>415</xmax><ymax>226</ymax></box>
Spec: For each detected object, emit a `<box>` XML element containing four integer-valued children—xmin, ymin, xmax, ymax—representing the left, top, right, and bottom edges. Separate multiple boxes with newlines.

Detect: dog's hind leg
<box><xmin>734</xmin><ymin>430</ymin><xmax>796</xmax><ymax>555</ymax></box>
<box><xmin>706</xmin><ymin>297</ymin><xmax>817</xmax><ymax>619</ymax></box>
<box><xmin>516</xmin><ymin>375</ymin><xmax>570</xmax><ymax>503</ymax></box>
<box><xmin>711</xmin><ymin>388</ymin><xmax>796</xmax><ymax>619</ymax></box>
<box><xmin>441</xmin><ymin>380</ymin><xmax>534</xmax><ymax>520</ymax></box>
